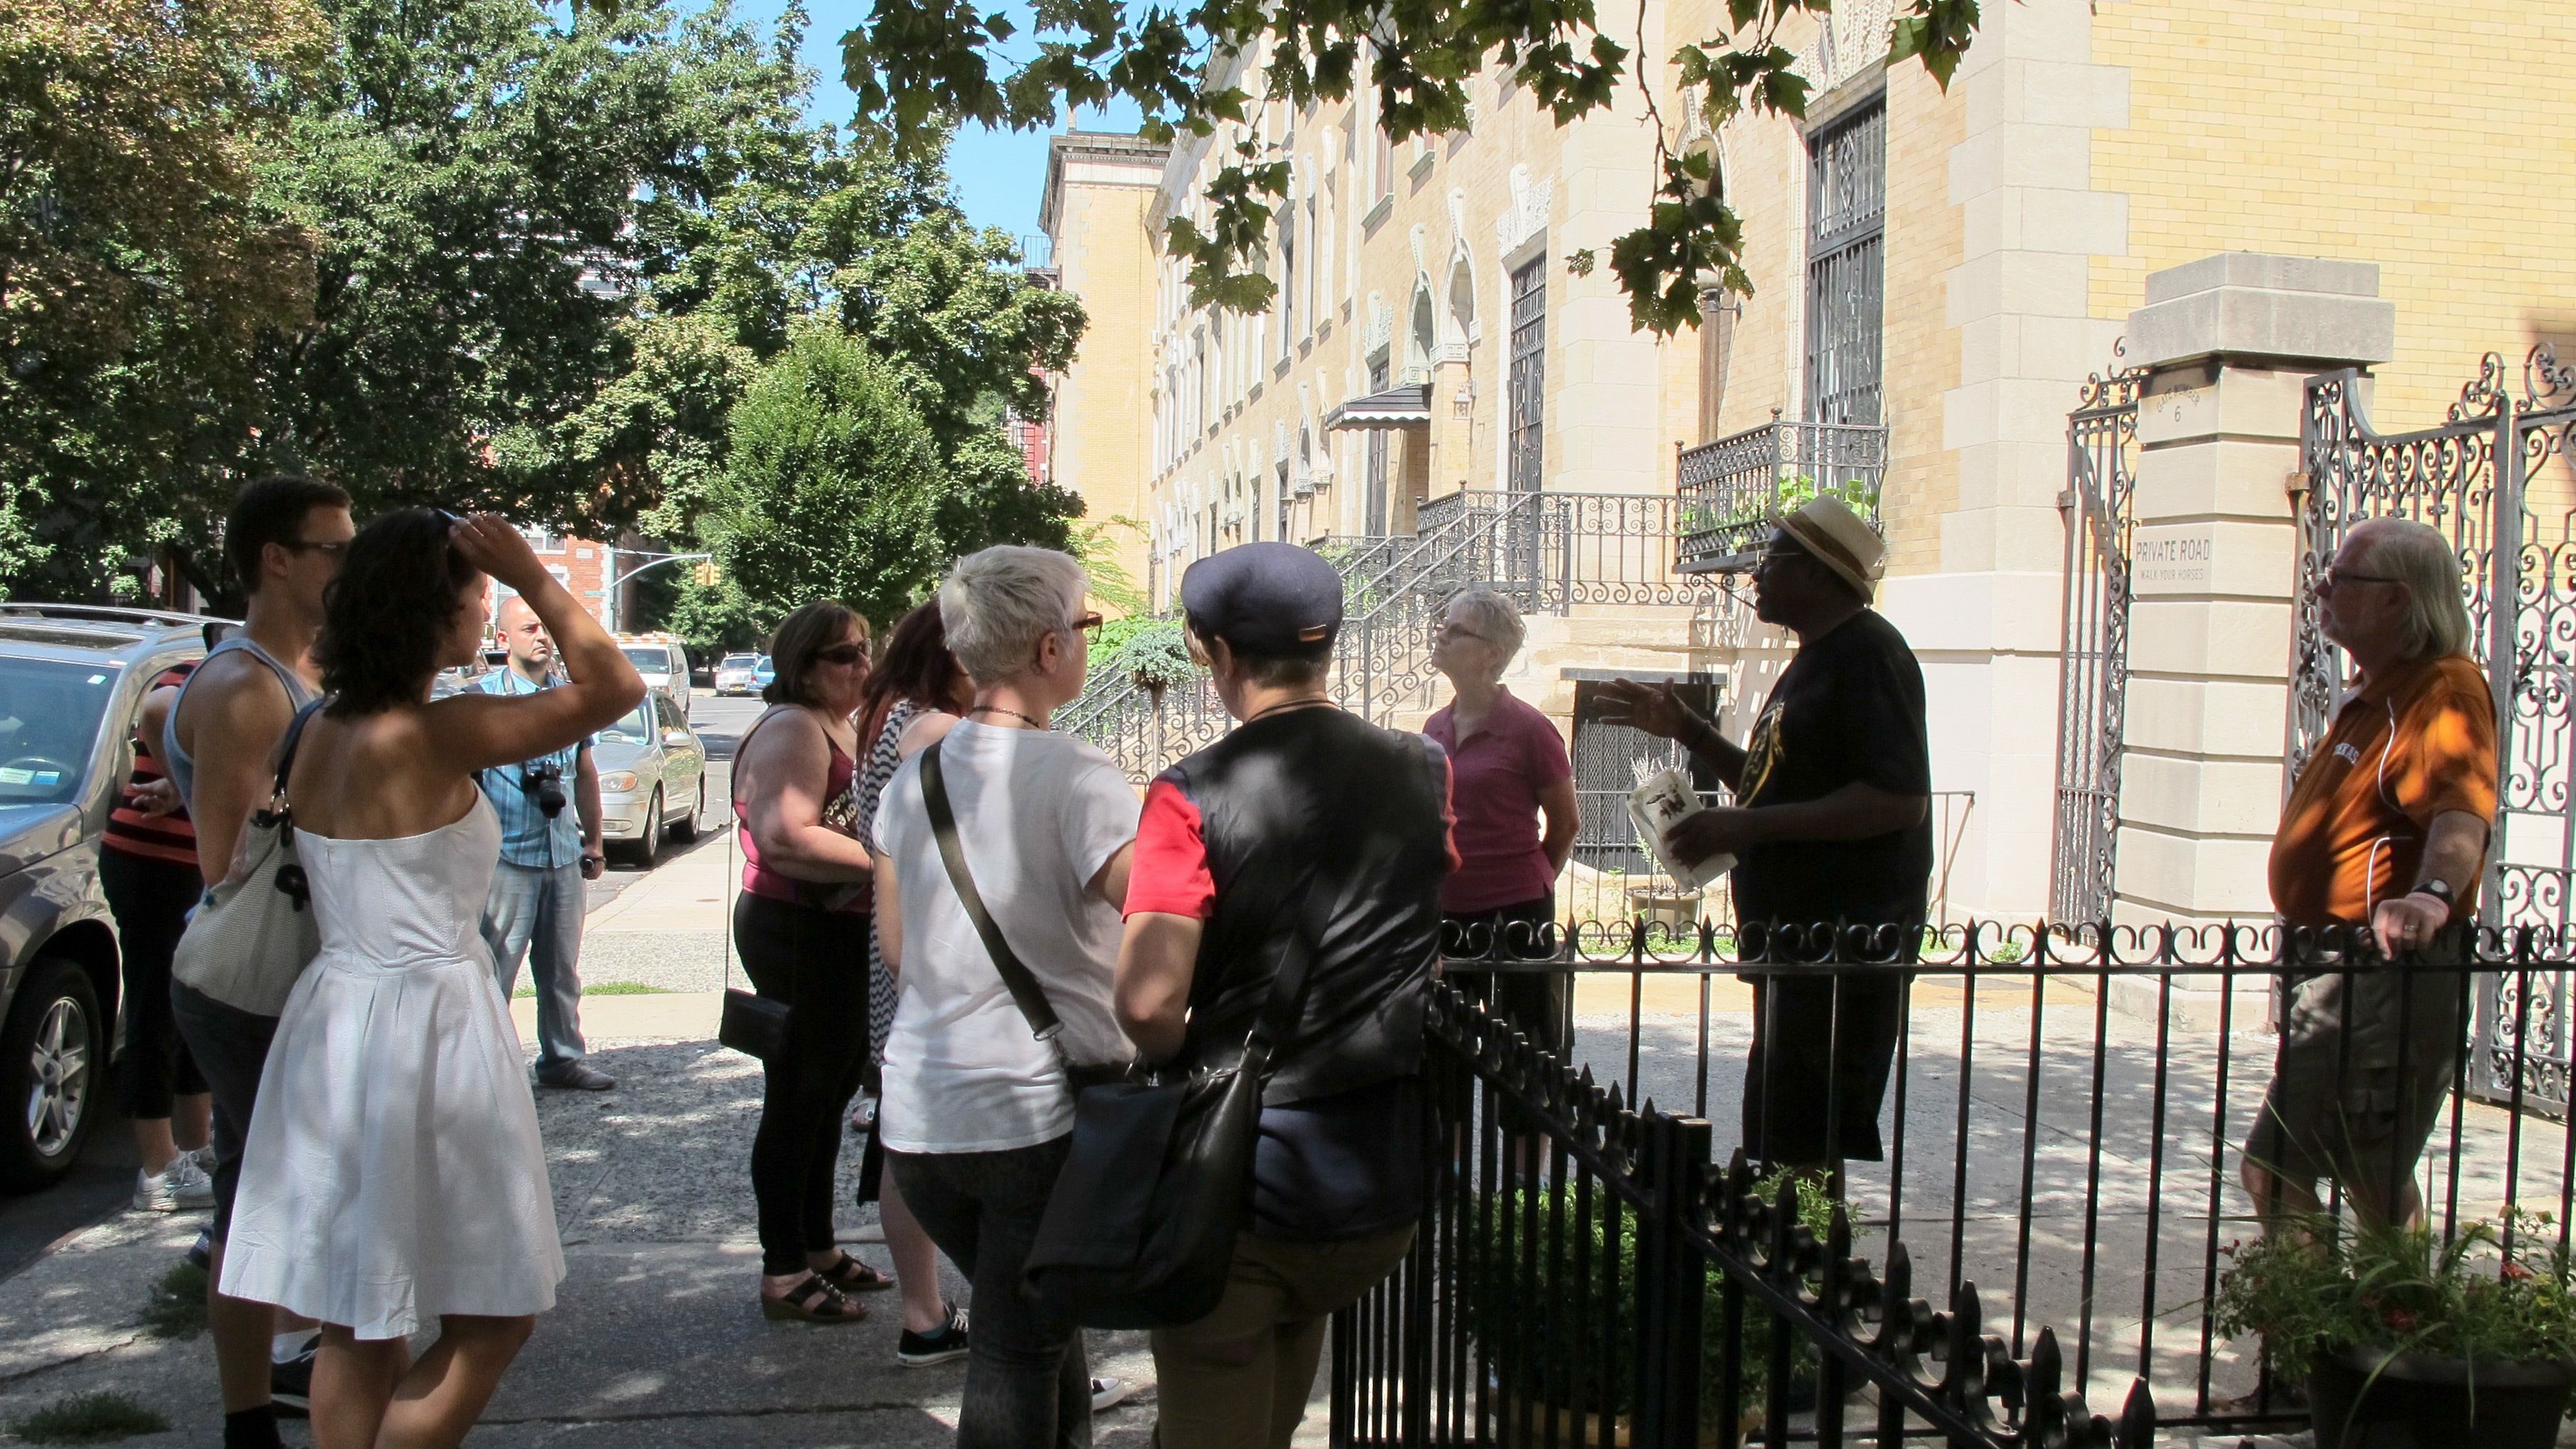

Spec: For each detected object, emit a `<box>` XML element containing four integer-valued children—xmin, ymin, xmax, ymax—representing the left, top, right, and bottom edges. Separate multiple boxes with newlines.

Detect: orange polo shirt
<box><xmin>2268</xmin><ymin>653</ymin><xmax>2497</xmax><ymax>928</ymax></box>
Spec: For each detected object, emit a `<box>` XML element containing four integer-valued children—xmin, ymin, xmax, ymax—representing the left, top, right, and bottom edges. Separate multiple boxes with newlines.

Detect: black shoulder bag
<box><xmin>1019</xmin><ymin>859</ymin><xmax>1357</xmax><ymax>1329</ymax></box>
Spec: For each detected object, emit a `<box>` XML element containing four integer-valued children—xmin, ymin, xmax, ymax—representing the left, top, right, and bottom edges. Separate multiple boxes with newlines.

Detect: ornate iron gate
<box><xmin>2298</xmin><ymin>345</ymin><xmax>2576</xmax><ymax>1108</ymax></box>
<box><xmin>2050</xmin><ymin>366</ymin><xmax>2146</xmax><ymax>923</ymax></box>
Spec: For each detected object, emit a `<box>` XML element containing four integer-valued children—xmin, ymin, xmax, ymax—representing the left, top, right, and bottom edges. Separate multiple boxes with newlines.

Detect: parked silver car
<box><xmin>592</xmin><ymin>688</ymin><xmax>706</xmax><ymax>867</ymax></box>
<box><xmin>712</xmin><ymin>652</ymin><xmax>761</xmax><ymax>696</ymax></box>
<box><xmin>0</xmin><ymin>605</ymin><xmax>210</xmax><ymax>1189</ymax></box>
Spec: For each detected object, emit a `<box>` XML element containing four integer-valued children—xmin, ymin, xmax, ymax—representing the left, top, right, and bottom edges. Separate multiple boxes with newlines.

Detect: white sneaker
<box><xmin>190</xmin><ymin>1145</ymin><xmax>216</xmax><ymax>1173</ymax></box>
<box><xmin>1090</xmin><ymin>1377</ymin><xmax>1134</xmax><ymax>1413</ymax></box>
<box><xmin>133</xmin><ymin>1156</ymin><xmax>214</xmax><ymax>1213</ymax></box>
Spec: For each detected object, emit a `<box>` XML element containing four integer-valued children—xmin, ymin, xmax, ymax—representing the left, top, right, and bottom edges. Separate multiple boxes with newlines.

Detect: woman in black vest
<box><xmin>1118</xmin><ymin>542</ymin><xmax>1455</xmax><ymax>1449</ymax></box>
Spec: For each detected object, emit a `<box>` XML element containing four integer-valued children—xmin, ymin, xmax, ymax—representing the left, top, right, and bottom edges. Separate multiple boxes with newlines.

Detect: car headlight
<box><xmin>597</xmin><ymin>771</ymin><xmax>639</xmax><ymax>792</ymax></box>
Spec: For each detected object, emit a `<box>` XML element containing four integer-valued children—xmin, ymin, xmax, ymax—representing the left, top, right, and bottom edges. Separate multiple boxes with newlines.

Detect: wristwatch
<box><xmin>2409</xmin><ymin>877</ymin><xmax>2457</xmax><ymax>914</ymax></box>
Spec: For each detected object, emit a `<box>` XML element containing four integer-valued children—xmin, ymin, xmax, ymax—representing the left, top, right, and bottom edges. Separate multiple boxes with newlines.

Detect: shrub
<box><xmin>2214</xmin><ymin>1210</ymin><xmax>2576</xmax><ymax>1396</ymax></box>
<box><xmin>1457</xmin><ymin>1169</ymin><xmax>1844</xmax><ymax>1426</ymax></box>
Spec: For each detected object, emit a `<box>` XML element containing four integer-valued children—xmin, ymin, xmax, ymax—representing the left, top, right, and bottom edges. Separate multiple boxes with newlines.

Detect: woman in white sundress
<box><xmin>219</xmin><ymin>511</ymin><xmax>643</xmax><ymax>1449</ymax></box>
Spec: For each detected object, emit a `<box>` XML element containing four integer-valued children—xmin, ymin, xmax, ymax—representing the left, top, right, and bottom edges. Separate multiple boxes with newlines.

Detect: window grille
<box><xmin>1507</xmin><ymin>258</ymin><xmax>1546</xmax><ymax>493</ymax></box>
<box><xmin>1804</xmin><ymin>100</ymin><xmax>1885</xmax><ymax>426</ymax></box>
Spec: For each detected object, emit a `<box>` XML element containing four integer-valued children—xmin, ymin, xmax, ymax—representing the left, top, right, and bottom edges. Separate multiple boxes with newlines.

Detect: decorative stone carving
<box><xmin>1494</xmin><ymin>165</ymin><xmax>1551</xmax><ymax>255</ymax></box>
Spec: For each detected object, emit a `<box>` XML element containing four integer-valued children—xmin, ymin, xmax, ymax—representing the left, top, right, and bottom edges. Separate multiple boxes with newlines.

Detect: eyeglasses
<box><xmin>1431</xmin><ymin>619</ymin><xmax>1489</xmax><ymax>643</ymax></box>
<box><xmin>1066</xmin><ymin>612</ymin><xmax>1104</xmax><ymax>637</ymax></box>
<box><xmin>2322</xmin><ymin>566</ymin><xmax>2404</xmax><ymax>590</ymax></box>
<box><xmin>279</xmin><ymin>538</ymin><xmax>350</xmax><ymax>558</ymax></box>
<box><xmin>814</xmin><ymin>643</ymin><xmax>869</xmax><ymax>665</ymax></box>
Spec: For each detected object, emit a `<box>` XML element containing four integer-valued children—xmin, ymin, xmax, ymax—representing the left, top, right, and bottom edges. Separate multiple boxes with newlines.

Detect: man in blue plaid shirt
<box><xmin>476</xmin><ymin>594</ymin><xmax>615</xmax><ymax>1091</ymax></box>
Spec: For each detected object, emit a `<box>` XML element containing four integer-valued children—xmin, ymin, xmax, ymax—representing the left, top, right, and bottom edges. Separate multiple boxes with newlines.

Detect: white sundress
<box><xmin>219</xmin><ymin>795</ymin><xmax>565</xmax><ymax>1339</ymax></box>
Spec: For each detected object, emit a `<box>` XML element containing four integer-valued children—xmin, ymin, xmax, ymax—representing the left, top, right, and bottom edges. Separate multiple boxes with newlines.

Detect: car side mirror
<box><xmin>662</xmin><ymin>728</ymin><xmax>693</xmax><ymax>746</ymax></box>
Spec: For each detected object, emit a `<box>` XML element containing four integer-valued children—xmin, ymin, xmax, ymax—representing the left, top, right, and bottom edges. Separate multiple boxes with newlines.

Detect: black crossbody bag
<box><xmin>921</xmin><ymin>734</ymin><xmax>1346</xmax><ymax>1326</ymax></box>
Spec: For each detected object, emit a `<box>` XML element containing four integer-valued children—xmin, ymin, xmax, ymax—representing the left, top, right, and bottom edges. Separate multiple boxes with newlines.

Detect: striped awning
<box><xmin>1324</xmin><ymin>383</ymin><xmax>1432</xmax><ymax>431</ymax></box>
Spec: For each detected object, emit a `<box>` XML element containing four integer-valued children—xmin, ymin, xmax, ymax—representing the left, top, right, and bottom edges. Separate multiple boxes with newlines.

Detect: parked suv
<box><xmin>0</xmin><ymin>605</ymin><xmax>211</xmax><ymax>1190</ymax></box>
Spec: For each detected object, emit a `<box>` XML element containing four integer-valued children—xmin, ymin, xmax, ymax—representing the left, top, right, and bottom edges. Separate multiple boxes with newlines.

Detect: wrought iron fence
<box><xmin>1336</xmin><ymin>919</ymin><xmax>2576</xmax><ymax>1447</ymax></box>
<box><xmin>1677</xmin><ymin>414</ymin><xmax>1890</xmax><ymax>572</ymax></box>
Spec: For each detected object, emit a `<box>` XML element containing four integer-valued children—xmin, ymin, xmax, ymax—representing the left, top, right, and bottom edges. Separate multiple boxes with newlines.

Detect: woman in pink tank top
<box><xmin>728</xmin><ymin>602</ymin><xmax>883</xmax><ymax>1323</ymax></box>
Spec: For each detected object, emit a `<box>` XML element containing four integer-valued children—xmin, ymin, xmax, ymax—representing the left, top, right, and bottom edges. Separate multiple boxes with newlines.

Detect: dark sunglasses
<box><xmin>1069</xmin><ymin>612</ymin><xmax>1104</xmax><ymax>635</ymax></box>
<box><xmin>814</xmin><ymin>642</ymin><xmax>869</xmax><ymax>665</ymax></box>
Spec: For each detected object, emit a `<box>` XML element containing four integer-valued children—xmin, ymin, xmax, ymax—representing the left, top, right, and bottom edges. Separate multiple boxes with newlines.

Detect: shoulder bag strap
<box><xmin>269</xmin><ymin>699</ymin><xmax>328</xmax><ymax>812</ymax></box>
<box><xmin>920</xmin><ymin>734</ymin><xmax>1064</xmax><ymax>1042</ymax></box>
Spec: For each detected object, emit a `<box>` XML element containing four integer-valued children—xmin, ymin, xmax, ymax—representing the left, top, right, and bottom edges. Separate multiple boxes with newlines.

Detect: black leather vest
<box><xmin>1164</xmin><ymin>707</ymin><xmax>1450</xmax><ymax>1104</ymax></box>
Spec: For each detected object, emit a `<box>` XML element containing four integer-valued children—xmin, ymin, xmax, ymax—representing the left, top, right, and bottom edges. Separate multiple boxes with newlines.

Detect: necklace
<box><xmin>1245</xmin><ymin>694</ymin><xmax>1334</xmax><ymax>724</ymax></box>
<box><xmin>968</xmin><ymin>705</ymin><xmax>1048</xmax><ymax>731</ymax></box>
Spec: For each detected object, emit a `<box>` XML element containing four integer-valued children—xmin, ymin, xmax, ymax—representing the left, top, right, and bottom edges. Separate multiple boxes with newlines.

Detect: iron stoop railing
<box><xmin>1067</xmin><ymin>491</ymin><xmax>1714</xmax><ymax>779</ymax></box>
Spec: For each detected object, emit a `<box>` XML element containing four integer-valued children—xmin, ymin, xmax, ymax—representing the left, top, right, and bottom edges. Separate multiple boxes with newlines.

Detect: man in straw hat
<box><xmin>1599</xmin><ymin>497</ymin><xmax>1932</xmax><ymax>1180</ymax></box>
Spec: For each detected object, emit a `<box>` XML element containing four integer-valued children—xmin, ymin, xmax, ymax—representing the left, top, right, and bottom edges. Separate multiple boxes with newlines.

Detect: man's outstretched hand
<box><xmin>1596</xmin><ymin>679</ymin><xmax>1696</xmax><ymax>741</ymax></box>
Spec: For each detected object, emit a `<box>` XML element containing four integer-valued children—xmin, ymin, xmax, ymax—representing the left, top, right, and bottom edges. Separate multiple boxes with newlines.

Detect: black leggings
<box><xmin>735</xmin><ymin>892</ymin><xmax>871</xmax><ymax>1275</ymax></box>
<box><xmin>100</xmin><ymin>849</ymin><xmax>208</xmax><ymax>1119</ymax></box>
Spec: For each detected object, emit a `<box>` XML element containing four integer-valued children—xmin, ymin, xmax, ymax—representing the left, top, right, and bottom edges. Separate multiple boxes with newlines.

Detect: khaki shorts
<box><xmin>2243</xmin><ymin>958</ymin><xmax>2466</xmax><ymax>1198</ymax></box>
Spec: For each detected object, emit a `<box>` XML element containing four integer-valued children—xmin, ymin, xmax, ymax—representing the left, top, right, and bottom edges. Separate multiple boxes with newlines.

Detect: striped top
<box><xmin>103</xmin><ymin>664</ymin><xmax>199</xmax><ymax>868</ymax></box>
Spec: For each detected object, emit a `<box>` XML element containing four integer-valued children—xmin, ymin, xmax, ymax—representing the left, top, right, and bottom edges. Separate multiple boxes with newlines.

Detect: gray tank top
<box><xmin>162</xmin><ymin>635</ymin><xmax>317</xmax><ymax>812</ymax></box>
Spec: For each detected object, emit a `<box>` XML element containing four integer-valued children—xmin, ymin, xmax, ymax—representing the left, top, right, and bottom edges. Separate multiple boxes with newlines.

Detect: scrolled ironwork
<box><xmin>1676</xmin><ymin>414</ymin><xmax>1890</xmax><ymax>570</ymax></box>
<box><xmin>2053</xmin><ymin>364</ymin><xmax>2145</xmax><ymax>922</ymax></box>
<box><xmin>1678</xmin><ymin>1146</ymin><xmax>2124</xmax><ymax>1446</ymax></box>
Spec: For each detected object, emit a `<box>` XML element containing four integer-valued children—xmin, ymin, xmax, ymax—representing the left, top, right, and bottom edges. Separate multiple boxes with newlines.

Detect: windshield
<box><xmin>621</xmin><ymin>646</ymin><xmax>673</xmax><ymax>675</ymax></box>
<box><xmin>0</xmin><ymin>657</ymin><xmax>121</xmax><ymax>805</ymax></box>
<box><xmin>721</xmin><ymin>654</ymin><xmax>758</xmax><ymax>669</ymax></box>
<box><xmin>595</xmin><ymin>699</ymin><xmax>656</xmax><ymax>747</ymax></box>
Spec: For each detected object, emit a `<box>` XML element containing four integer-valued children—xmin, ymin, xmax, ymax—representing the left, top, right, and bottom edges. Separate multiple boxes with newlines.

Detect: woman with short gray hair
<box><xmin>1425</xmin><ymin>587</ymin><xmax>1580</xmax><ymax>1051</ymax></box>
<box><xmin>871</xmin><ymin>545</ymin><xmax>1140</xmax><ymax>1449</ymax></box>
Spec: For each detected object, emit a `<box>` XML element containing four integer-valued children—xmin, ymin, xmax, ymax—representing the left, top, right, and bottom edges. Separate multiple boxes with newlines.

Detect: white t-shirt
<box><xmin>871</xmin><ymin>721</ymin><xmax>1141</xmax><ymax>1154</ymax></box>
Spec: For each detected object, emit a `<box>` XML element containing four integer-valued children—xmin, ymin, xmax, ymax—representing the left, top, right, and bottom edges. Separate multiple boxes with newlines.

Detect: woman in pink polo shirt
<box><xmin>1423</xmin><ymin>587</ymin><xmax>1581</xmax><ymax>1055</ymax></box>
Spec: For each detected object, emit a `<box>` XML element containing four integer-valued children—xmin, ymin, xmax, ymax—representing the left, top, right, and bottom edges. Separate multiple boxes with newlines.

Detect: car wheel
<box><xmin>669</xmin><ymin>780</ymin><xmax>702</xmax><ymax>844</ymax></box>
<box><xmin>0</xmin><ymin>956</ymin><xmax>101</xmax><ymax>1192</ymax></box>
<box><xmin>626</xmin><ymin>789</ymin><xmax>662</xmax><ymax>869</ymax></box>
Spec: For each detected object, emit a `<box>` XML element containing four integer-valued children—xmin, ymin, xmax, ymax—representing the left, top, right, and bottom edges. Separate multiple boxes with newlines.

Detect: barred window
<box><xmin>1804</xmin><ymin>100</ymin><xmax>1885</xmax><ymax>426</ymax></box>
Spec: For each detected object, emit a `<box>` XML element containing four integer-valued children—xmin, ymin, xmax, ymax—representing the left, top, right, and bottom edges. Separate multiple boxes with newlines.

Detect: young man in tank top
<box><xmin>166</xmin><ymin>475</ymin><xmax>352</xmax><ymax>1449</ymax></box>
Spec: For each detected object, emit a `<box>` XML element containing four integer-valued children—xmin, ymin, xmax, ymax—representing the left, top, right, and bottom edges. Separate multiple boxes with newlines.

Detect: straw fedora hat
<box><xmin>1775</xmin><ymin>496</ymin><xmax>1885</xmax><ymax>599</ymax></box>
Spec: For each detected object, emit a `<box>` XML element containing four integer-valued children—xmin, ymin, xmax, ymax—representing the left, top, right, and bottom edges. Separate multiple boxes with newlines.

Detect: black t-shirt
<box><xmin>1729</xmin><ymin>610</ymin><xmax>1933</xmax><ymax>928</ymax></box>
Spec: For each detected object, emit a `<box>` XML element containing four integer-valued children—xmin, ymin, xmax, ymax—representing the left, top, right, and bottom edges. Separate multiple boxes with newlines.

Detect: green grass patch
<box><xmin>140</xmin><ymin>1260</ymin><xmax>206</xmax><ymax>1339</ymax></box>
<box><xmin>7</xmin><ymin>1391</ymin><xmax>170</xmax><ymax>1443</ymax></box>
<box><xmin>513</xmin><ymin>981</ymin><xmax>669</xmax><ymax>998</ymax></box>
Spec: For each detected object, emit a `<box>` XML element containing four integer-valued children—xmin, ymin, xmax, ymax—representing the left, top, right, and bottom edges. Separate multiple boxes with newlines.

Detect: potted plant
<box><xmin>2214</xmin><ymin>1210</ymin><xmax>2576</xmax><ymax>1448</ymax></box>
<box><xmin>1457</xmin><ymin>1171</ymin><xmax>1843</xmax><ymax>1446</ymax></box>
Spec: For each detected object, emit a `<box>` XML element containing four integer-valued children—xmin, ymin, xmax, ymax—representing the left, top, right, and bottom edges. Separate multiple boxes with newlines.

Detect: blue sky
<box><xmin>775</xmin><ymin>1</ymin><xmax>1146</xmax><ymax>246</ymax></box>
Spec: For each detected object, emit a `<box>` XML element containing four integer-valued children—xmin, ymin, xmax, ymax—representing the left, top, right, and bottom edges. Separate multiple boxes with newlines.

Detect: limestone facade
<box><xmin>1040</xmin><ymin>0</ymin><xmax>2563</xmax><ymax>921</ymax></box>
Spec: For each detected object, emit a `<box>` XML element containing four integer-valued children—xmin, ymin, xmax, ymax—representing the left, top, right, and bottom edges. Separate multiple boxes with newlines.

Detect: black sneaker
<box><xmin>896</xmin><ymin>1302</ymin><xmax>969</xmax><ymax>1367</ymax></box>
<box><xmin>270</xmin><ymin>1334</ymin><xmax>320</xmax><ymax>1418</ymax></box>
<box><xmin>185</xmin><ymin>1225</ymin><xmax>213</xmax><ymax>1272</ymax></box>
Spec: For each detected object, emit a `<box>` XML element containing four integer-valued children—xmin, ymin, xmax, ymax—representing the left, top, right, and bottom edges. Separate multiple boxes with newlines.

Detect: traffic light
<box><xmin>692</xmin><ymin>559</ymin><xmax>719</xmax><ymax>587</ymax></box>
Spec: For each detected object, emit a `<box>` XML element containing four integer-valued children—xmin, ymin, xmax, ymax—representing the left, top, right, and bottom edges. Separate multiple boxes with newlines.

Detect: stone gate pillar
<box><xmin>2111</xmin><ymin>253</ymin><xmax>2395</xmax><ymax>930</ymax></box>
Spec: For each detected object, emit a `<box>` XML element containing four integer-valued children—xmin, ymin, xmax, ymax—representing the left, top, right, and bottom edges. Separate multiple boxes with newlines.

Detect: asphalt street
<box><xmin>0</xmin><ymin>690</ymin><xmax>765</xmax><ymax>1285</ymax></box>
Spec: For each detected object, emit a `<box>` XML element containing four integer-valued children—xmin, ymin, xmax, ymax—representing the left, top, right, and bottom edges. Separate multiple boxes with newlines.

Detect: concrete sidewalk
<box><xmin>0</xmin><ymin>1021</ymin><xmax>1173</xmax><ymax>1447</ymax></box>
